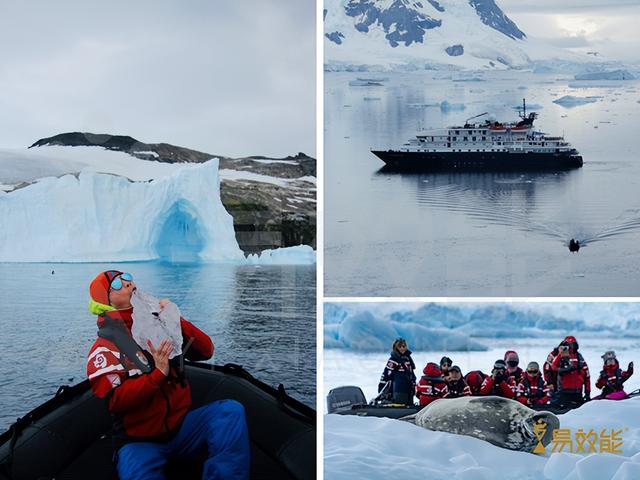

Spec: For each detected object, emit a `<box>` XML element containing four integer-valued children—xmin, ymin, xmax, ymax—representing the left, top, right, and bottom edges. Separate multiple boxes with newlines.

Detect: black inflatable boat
<box><xmin>327</xmin><ymin>386</ymin><xmax>423</xmax><ymax>418</ymax></box>
<box><xmin>0</xmin><ymin>362</ymin><xmax>315</xmax><ymax>480</ymax></box>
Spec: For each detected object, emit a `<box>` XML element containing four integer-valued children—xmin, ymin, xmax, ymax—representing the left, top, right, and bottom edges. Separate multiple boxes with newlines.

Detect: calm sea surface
<box><xmin>0</xmin><ymin>262</ymin><xmax>315</xmax><ymax>431</ymax></box>
<box><xmin>325</xmin><ymin>70</ymin><xmax>640</xmax><ymax>296</ymax></box>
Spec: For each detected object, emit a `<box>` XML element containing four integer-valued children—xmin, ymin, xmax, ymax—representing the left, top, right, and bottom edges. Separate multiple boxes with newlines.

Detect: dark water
<box><xmin>325</xmin><ymin>71</ymin><xmax>640</xmax><ymax>296</ymax></box>
<box><xmin>0</xmin><ymin>262</ymin><xmax>315</xmax><ymax>432</ymax></box>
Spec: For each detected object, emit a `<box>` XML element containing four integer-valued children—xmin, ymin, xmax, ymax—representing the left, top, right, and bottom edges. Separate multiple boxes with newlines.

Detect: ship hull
<box><xmin>372</xmin><ymin>150</ymin><xmax>583</xmax><ymax>171</ymax></box>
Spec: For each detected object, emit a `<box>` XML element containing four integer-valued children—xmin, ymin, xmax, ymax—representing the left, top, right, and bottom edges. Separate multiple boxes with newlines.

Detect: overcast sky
<box><xmin>500</xmin><ymin>0</ymin><xmax>640</xmax><ymax>61</ymax></box>
<box><xmin>0</xmin><ymin>1</ymin><xmax>316</xmax><ymax>158</ymax></box>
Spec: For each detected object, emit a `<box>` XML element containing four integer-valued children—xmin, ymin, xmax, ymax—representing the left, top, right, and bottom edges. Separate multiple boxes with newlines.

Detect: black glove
<box><xmin>583</xmin><ymin>392</ymin><xmax>590</xmax><ymax>402</ymax></box>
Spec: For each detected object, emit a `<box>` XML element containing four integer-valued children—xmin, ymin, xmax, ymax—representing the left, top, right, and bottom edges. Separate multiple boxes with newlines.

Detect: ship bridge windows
<box><xmin>452</xmin><ymin>136</ymin><xmax>457</xmax><ymax>141</ymax></box>
<box><xmin>482</xmin><ymin>136</ymin><xmax>486</xmax><ymax>141</ymax></box>
<box><xmin>463</xmin><ymin>136</ymin><xmax>468</xmax><ymax>141</ymax></box>
<box><xmin>455</xmin><ymin>130</ymin><xmax>460</xmax><ymax>135</ymax></box>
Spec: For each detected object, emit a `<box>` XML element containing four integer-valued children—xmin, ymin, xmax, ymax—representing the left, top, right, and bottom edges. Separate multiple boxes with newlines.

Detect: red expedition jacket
<box><xmin>86</xmin><ymin>308</ymin><xmax>213</xmax><ymax>442</ymax></box>
<box><xmin>479</xmin><ymin>375</ymin><xmax>516</xmax><ymax>398</ymax></box>
<box><xmin>596</xmin><ymin>361</ymin><xmax>633</xmax><ymax>395</ymax></box>
<box><xmin>516</xmin><ymin>373</ymin><xmax>551</xmax><ymax>406</ymax></box>
<box><xmin>416</xmin><ymin>363</ymin><xmax>448</xmax><ymax>406</ymax></box>
<box><xmin>551</xmin><ymin>351</ymin><xmax>590</xmax><ymax>394</ymax></box>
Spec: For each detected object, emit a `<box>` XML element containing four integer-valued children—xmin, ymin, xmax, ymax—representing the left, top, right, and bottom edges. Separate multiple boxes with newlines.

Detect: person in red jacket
<box><xmin>544</xmin><ymin>343</ymin><xmax>561</xmax><ymax>391</ymax></box>
<box><xmin>440</xmin><ymin>356</ymin><xmax>453</xmax><ymax>381</ymax></box>
<box><xmin>464</xmin><ymin>370</ymin><xmax>488</xmax><ymax>396</ymax></box>
<box><xmin>445</xmin><ymin>365</ymin><xmax>471</xmax><ymax>398</ymax></box>
<box><xmin>480</xmin><ymin>360</ymin><xmax>516</xmax><ymax>398</ymax></box>
<box><xmin>517</xmin><ymin>362</ymin><xmax>551</xmax><ymax>407</ymax></box>
<box><xmin>86</xmin><ymin>270</ymin><xmax>250</xmax><ymax>480</ymax></box>
<box><xmin>594</xmin><ymin>351</ymin><xmax>634</xmax><ymax>399</ymax></box>
<box><xmin>550</xmin><ymin>335</ymin><xmax>590</xmax><ymax>409</ymax></box>
<box><xmin>416</xmin><ymin>363</ymin><xmax>448</xmax><ymax>406</ymax></box>
<box><xmin>504</xmin><ymin>350</ymin><xmax>524</xmax><ymax>385</ymax></box>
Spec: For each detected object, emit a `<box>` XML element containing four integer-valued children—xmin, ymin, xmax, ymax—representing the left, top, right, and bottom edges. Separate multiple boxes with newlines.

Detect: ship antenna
<box><xmin>520</xmin><ymin>98</ymin><xmax>527</xmax><ymax>120</ymax></box>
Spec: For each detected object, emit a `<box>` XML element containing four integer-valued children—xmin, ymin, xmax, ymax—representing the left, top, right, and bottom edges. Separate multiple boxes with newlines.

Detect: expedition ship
<box><xmin>372</xmin><ymin>100</ymin><xmax>583</xmax><ymax>171</ymax></box>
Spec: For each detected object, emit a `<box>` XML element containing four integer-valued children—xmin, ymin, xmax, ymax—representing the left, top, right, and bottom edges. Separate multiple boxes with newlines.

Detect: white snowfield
<box><xmin>0</xmin><ymin>146</ymin><xmax>315</xmax><ymax>264</ymax></box>
<box><xmin>325</xmin><ymin>397</ymin><xmax>640</xmax><ymax>480</ymax></box>
<box><xmin>324</xmin><ymin>0</ymin><xmax>591</xmax><ymax>71</ymax></box>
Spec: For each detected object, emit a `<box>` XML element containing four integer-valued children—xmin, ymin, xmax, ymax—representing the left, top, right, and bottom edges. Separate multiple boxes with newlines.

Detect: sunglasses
<box><xmin>527</xmin><ymin>369</ymin><xmax>539</xmax><ymax>374</ymax></box>
<box><xmin>109</xmin><ymin>272</ymin><xmax>133</xmax><ymax>291</ymax></box>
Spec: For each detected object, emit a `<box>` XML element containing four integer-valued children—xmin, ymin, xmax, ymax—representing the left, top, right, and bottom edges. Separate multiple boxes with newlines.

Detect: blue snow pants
<box><xmin>116</xmin><ymin>400</ymin><xmax>250</xmax><ymax>480</ymax></box>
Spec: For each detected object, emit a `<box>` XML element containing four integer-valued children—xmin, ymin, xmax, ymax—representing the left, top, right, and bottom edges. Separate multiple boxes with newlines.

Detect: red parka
<box><xmin>86</xmin><ymin>308</ymin><xmax>213</xmax><ymax>442</ymax></box>
<box><xmin>416</xmin><ymin>363</ymin><xmax>448</xmax><ymax>406</ymax></box>
<box><xmin>479</xmin><ymin>375</ymin><xmax>516</xmax><ymax>398</ymax></box>
<box><xmin>517</xmin><ymin>373</ymin><xmax>551</xmax><ymax>406</ymax></box>
<box><xmin>551</xmin><ymin>351</ymin><xmax>590</xmax><ymax>394</ymax></box>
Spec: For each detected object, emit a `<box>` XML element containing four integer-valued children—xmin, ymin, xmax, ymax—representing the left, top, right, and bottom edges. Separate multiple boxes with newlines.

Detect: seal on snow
<box><xmin>410</xmin><ymin>396</ymin><xmax>560</xmax><ymax>451</ymax></box>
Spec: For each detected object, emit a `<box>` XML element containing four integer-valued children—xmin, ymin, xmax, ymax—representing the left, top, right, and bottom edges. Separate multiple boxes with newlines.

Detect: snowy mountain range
<box><xmin>324</xmin><ymin>0</ymin><xmax>591</xmax><ymax>71</ymax></box>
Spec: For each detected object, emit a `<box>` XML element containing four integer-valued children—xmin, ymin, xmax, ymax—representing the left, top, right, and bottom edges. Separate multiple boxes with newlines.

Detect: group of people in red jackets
<box><xmin>378</xmin><ymin>336</ymin><xmax>634</xmax><ymax>410</ymax></box>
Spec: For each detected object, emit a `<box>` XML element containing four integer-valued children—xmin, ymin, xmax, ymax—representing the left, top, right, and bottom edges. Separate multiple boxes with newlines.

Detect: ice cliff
<box><xmin>0</xmin><ymin>159</ymin><xmax>244</xmax><ymax>263</ymax></box>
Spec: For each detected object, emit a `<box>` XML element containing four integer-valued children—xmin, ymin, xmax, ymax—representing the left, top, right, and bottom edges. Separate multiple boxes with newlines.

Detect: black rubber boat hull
<box><xmin>331</xmin><ymin>405</ymin><xmax>423</xmax><ymax>419</ymax></box>
<box><xmin>0</xmin><ymin>363</ymin><xmax>315</xmax><ymax>480</ymax></box>
<box><xmin>372</xmin><ymin>150</ymin><xmax>583</xmax><ymax>171</ymax></box>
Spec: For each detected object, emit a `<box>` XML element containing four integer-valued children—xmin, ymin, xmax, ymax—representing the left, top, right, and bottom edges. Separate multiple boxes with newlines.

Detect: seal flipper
<box><xmin>399</xmin><ymin>413</ymin><xmax>417</xmax><ymax>424</ymax></box>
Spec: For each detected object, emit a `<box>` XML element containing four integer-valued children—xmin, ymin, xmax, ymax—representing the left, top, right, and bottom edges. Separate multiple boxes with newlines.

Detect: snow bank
<box><xmin>0</xmin><ymin>159</ymin><xmax>244</xmax><ymax>262</ymax></box>
<box><xmin>245</xmin><ymin>245</ymin><xmax>315</xmax><ymax>265</ymax></box>
<box><xmin>325</xmin><ymin>397</ymin><xmax>640</xmax><ymax>480</ymax></box>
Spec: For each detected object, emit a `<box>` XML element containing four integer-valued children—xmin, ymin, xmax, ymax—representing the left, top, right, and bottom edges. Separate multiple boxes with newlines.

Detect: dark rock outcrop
<box><xmin>345</xmin><ymin>0</ymin><xmax>442</xmax><ymax>47</ymax></box>
<box><xmin>468</xmin><ymin>0</ymin><xmax>525</xmax><ymax>40</ymax></box>
<box><xmin>325</xmin><ymin>31</ymin><xmax>345</xmax><ymax>45</ymax></box>
<box><xmin>445</xmin><ymin>44</ymin><xmax>464</xmax><ymax>57</ymax></box>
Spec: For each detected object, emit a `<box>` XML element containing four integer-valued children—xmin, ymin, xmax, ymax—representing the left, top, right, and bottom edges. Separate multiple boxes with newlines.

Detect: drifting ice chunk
<box><xmin>575</xmin><ymin>70</ymin><xmax>636</xmax><ymax>80</ymax></box>
<box><xmin>245</xmin><ymin>245</ymin><xmax>316</xmax><ymax>265</ymax></box>
<box><xmin>553</xmin><ymin>95</ymin><xmax>600</xmax><ymax>107</ymax></box>
<box><xmin>0</xmin><ymin>159</ymin><xmax>243</xmax><ymax>262</ymax></box>
<box><xmin>131</xmin><ymin>291</ymin><xmax>183</xmax><ymax>360</ymax></box>
<box><xmin>440</xmin><ymin>100</ymin><xmax>466</xmax><ymax>111</ymax></box>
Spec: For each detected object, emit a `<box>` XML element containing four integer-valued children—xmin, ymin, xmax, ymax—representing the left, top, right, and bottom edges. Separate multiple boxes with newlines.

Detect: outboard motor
<box><xmin>569</xmin><ymin>239</ymin><xmax>580</xmax><ymax>252</ymax></box>
<box><xmin>327</xmin><ymin>386</ymin><xmax>367</xmax><ymax>414</ymax></box>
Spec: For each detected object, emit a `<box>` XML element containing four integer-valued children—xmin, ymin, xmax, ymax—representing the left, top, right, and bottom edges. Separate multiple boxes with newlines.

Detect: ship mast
<box><xmin>518</xmin><ymin>98</ymin><xmax>527</xmax><ymax>120</ymax></box>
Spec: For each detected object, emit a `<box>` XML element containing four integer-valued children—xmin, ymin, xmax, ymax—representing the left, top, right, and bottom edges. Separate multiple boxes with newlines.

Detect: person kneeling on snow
<box><xmin>480</xmin><ymin>360</ymin><xmax>516</xmax><ymax>398</ymax></box>
<box><xmin>416</xmin><ymin>363</ymin><xmax>448</xmax><ymax>406</ymax></box>
<box><xmin>378</xmin><ymin>337</ymin><xmax>416</xmax><ymax>405</ymax></box>
<box><xmin>445</xmin><ymin>365</ymin><xmax>471</xmax><ymax>398</ymax></box>
<box><xmin>594</xmin><ymin>351</ymin><xmax>634</xmax><ymax>400</ymax></box>
<box><xmin>86</xmin><ymin>270</ymin><xmax>250</xmax><ymax>480</ymax></box>
<box><xmin>516</xmin><ymin>362</ymin><xmax>551</xmax><ymax>407</ymax></box>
